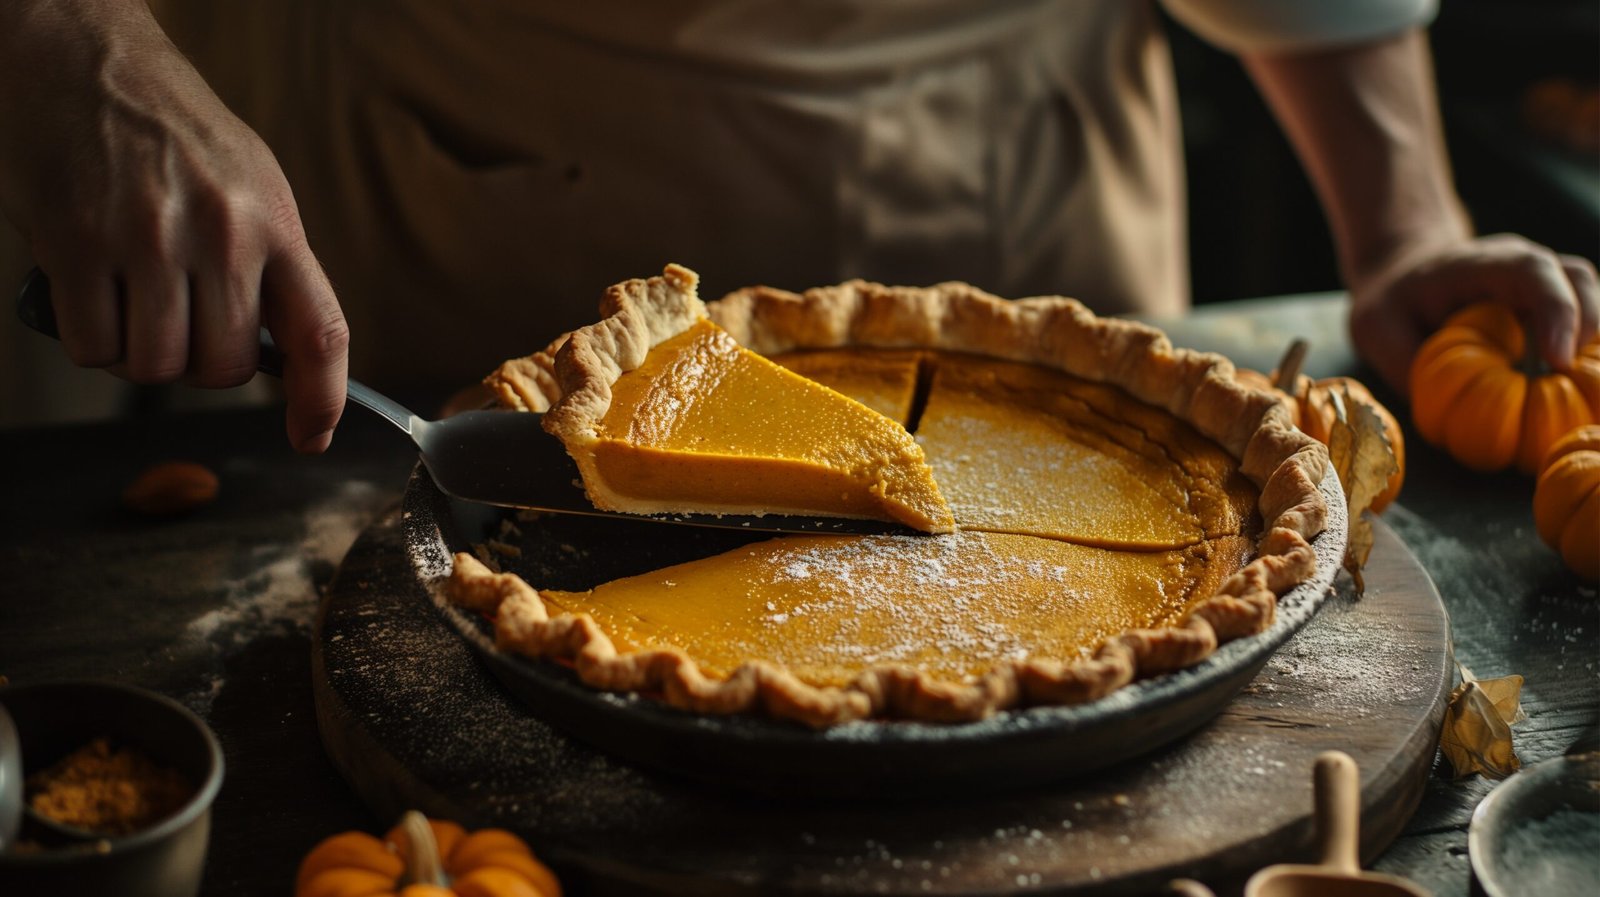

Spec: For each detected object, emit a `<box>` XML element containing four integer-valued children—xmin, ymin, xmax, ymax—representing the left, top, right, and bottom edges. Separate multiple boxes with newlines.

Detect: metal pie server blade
<box><xmin>16</xmin><ymin>268</ymin><xmax>913</xmax><ymax>535</ymax></box>
<box><xmin>363</xmin><ymin>384</ymin><xmax>913</xmax><ymax>534</ymax></box>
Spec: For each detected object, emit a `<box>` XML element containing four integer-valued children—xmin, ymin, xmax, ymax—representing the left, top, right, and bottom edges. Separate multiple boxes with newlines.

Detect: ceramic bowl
<box><xmin>1470</xmin><ymin>749</ymin><xmax>1600</xmax><ymax>897</ymax></box>
<box><xmin>0</xmin><ymin>680</ymin><xmax>224</xmax><ymax>897</ymax></box>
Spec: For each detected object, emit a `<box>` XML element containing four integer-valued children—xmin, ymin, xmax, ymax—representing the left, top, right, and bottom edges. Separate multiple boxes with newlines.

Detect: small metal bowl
<box><xmin>1469</xmin><ymin>749</ymin><xmax>1600</xmax><ymax>897</ymax></box>
<box><xmin>0</xmin><ymin>705</ymin><xmax>21</xmax><ymax>849</ymax></box>
<box><xmin>0</xmin><ymin>680</ymin><xmax>225</xmax><ymax>897</ymax></box>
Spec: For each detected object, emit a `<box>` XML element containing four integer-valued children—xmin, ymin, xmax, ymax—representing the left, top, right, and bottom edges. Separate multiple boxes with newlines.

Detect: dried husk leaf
<box><xmin>1324</xmin><ymin>385</ymin><xmax>1401</xmax><ymax>591</ymax></box>
<box><xmin>1344</xmin><ymin>519</ymin><xmax>1375</xmax><ymax>594</ymax></box>
<box><xmin>1332</xmin><ymin>387</ymin><xmax>1401</xmax><ymax>518</ymax></box>
<box><xmin>1440</xmin><ymin>665</ymin><xmax>1525</xmax><ymax>779</ymax></box>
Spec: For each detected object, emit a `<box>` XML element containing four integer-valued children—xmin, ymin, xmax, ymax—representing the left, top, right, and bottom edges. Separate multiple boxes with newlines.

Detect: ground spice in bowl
<box><xmin>25</xmin><ymin>738</ymin><xmax>193</xmax><ymax>836</ymax></box>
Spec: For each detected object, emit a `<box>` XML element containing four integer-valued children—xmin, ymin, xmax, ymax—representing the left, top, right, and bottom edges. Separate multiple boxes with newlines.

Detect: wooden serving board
<box><xmin>312</xmin><ymin>514</ymin><xmax>1451</xmax><ymax>896</ymax></box>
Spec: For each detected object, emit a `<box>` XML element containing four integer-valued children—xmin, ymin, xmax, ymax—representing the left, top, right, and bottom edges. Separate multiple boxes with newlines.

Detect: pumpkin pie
<box><xmin>488</xmin><ymin>264</ymin><xmax>952</xmax><ymax>533</ymax></box>
<box><xmin>451</xmin><ymin>266</ymin><xmax>1331</xmax><ymax>727</ymax></box>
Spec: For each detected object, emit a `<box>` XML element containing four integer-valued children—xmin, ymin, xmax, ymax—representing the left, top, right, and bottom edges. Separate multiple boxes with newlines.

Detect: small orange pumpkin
<box><xmin>1410</xmin><ymin>303</ymin><xmax>1600</xmax><ymax>473</ymax></box>
<box><xmin>295</xmin><ymin>811</ymin><xmax>561</xmax><ymax>897</ymax></box>
<box><xmin>1533</xmin><ymin>425</ymin><xmax>1600</xmax><ymax>580</ymax></box>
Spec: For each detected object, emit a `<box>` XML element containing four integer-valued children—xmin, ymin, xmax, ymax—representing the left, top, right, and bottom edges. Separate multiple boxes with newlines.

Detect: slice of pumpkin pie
<box><xmin>487</xmin><ymin>264</ymin><xmax>954</xmax><ymax>533</ymax></box>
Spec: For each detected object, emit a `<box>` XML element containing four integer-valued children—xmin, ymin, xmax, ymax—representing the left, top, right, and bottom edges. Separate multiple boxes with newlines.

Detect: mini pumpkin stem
<box><xmin>1327</xmin><ymin>384</ymin><xmax>1349</xmax><ymax>426</ymax></box>
<box><xmin>1521</xmin><ymin>330</ymin><xmax>1546</xmax><ymax>378</ymax></box>
<box><xmin>1273</xmin><ymin>338</ymin><xmax>1310</xmax><ymax>391</ymax></box>
<box><xmin>397</xmin><ymin>810</ymin><xmax>447</xmax><ymax>887</ymax></box>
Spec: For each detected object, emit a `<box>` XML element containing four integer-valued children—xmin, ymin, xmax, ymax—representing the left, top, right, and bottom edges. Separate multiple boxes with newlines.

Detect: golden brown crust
<box><xmin>485</xmin><ymin>352</ymin><xmax>562</xmax><ymax>413</ymax></box>
<box><xmin>484</xmin><ymin>264</ymin><xmax>705</xmax><ymax>415</ymax></box>
<box><xmin>540</xmin><ymin>263</ymin><xmax>705</xmax><ymax>442</ymax></box>
<box><xmin>451</xmin><ymin>266</ymin><xmax>1333</xmax><ymax>728</ymax></box>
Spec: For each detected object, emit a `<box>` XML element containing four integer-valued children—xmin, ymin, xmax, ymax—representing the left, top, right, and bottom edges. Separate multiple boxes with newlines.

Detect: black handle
<box><xmin>16</xmin><ymin>267</ymin><xmax>287</xmax><ymax>378</ymax></box>
<box><xmin>15</xmin><ymin>267</ymin><xmax>58</xmax><ymax>338</ymax></box>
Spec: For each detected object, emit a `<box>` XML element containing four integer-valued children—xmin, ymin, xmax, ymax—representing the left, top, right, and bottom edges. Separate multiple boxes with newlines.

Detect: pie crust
<box><xmin>450</xmin><ymin>265</ymin><xmax>1330</xmax><ymax>727</ymax></box>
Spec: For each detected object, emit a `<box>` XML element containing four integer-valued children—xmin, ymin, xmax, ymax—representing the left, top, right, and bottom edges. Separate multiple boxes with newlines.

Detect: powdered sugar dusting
<box><xmin>917</xmin><ymin>399</ymin><xmax>1205</xmax><ymax>547</ymax></box>
<box><xmin>178</xmin><ymin>478</ymin><xmax>391</xmax><ymax>713</ymax></box>
<box><xmin>555</xmin><ymin>532</ymin><xmax>1191</xmax><ymax>682</ymax></box>
<box><xmin>186</xmin><ymin>480</ymin><xmax>386</xmax><ymax>645</ymax></box>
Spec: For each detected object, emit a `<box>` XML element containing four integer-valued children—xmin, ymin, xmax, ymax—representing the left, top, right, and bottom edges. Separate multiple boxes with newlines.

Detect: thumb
<box><xmin>261</xmin><ymin>244</ymin><xmax>348</xmax><ymax>453</ymax></box>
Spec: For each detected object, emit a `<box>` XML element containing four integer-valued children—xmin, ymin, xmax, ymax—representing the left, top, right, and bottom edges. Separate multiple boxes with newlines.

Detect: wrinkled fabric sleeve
<box><xmin>1160</xmin><ymin>0</ymin><xmax>1439</xmax><ymax>53</ymax></box>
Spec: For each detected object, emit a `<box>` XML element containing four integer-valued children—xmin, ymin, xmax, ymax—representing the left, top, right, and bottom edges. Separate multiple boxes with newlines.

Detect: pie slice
<box><xmin>489</xmin><ymin>264</ymin><xmax>954</xmax><ymax>533</ymax></box>
<box><xmin>451</xmin><ymin>266</ymin><xmax>1333</xmax><ymax>728</ymax></box>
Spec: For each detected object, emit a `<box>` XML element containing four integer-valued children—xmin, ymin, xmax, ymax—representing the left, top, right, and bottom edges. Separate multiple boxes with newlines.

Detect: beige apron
<box><xmin>157</xmin><ymin>0</ymin><xmax>1186</xmax><ymax>391</ymax></box>
<box><xmin>0</xmin><ymin>0</ymin><xmax>1185</xmax><ymax>420</ymax></box>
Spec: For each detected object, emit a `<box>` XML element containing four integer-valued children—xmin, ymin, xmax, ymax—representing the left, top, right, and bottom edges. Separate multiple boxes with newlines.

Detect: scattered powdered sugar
<box><xmin>187</xmin><ymin>479</ymin><xmax>387</xmax><ymax>642</ymax></box>
<box><xmin>331</xmin><ymin>622</ymin><xmax>670</xmax><ymax>835</ymax></box>
<box><xmin>180</xmin><ymin>478</ymin><xmax>391</xmax><ymax>712</ymax></box>
<box><xmin>1382</xmin><ymin>503</ymin><xmax>1600</xmax><ymax>689</ymax></box>
<box><xmin>767</xmin><ymin>534</ymin><xmax>1052</xmax><ymax>592</ymax></box>
<box><xmin>185</xmin><ymin>550</ymin><xmax>316</xmax><ymax>644</ymax></box>
<box><xmin>624</xmin><ymin>532</ymin><xmax>1145</xmax><ymax>677</ymax></box>
<box><xmin>1275</xmin><ymin>592</ymin><xmax>1432</xmax><ymax>709</ymax></box>
<box><xmin>782</xmin><ymin>560</ymin><xmax>814</xmax><ymax>579</ymax></box>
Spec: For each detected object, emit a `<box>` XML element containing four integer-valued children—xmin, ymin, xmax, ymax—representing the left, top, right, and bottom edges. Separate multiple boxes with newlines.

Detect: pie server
<box><xmin>15</xmin><ymin>269</ymin><xmax>911</xmax><ymax>536</ymax></box>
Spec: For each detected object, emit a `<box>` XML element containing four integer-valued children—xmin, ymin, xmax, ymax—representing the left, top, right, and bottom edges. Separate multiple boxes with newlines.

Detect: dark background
<box><xmin>1171</xmin><ymin>0</ymin><xmax>1600</xmax><ymax>305</ymax></box>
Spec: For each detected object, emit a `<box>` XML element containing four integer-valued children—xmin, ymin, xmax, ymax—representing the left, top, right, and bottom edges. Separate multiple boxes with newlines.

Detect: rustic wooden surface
<box><xmin>0</xmin><ymin>294</ymin><xmax>1595</xmax><ymax>896</ymax></box>
<box><xmin>312</xmin><ymin>510</ymin><xmax>1450</xmax><ymax>896</ymax></box>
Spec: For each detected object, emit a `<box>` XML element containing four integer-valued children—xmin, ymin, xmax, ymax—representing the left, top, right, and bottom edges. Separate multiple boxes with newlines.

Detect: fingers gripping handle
<box><xmin>17</xmin><ymin>266</ymin><xmax>290</xmax><ymax>376</ymax></box>
<box><xmin>19</xmin><ymin>267</ymin><xmax>417</xmax><ymax>439</ymax></box>
<box><xmin>15</xmin><ymin>268</ymin><xmax>58</xmax><ymax>340</ymax></box>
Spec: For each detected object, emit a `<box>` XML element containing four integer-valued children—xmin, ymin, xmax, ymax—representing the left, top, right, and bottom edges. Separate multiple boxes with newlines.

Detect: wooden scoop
<box><xmin>1245</xmin><ymin>751</ymin><xmax>1431</xmax><ymax>897</ymax></box>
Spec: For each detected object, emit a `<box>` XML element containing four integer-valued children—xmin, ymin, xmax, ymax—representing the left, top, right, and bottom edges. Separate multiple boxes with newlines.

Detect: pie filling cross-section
<box><xmin>450</xmin><ymin>265</ymin><xmax>1332</xmax><ymax>728</ymax></box>
<box><xmin>490</xmin><ymin>263</ymin><xmax>953</xmax><ymax>533</ymax></box>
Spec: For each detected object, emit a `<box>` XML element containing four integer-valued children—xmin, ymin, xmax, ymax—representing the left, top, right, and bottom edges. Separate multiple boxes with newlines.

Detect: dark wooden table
<box><xmin>1</xmin><ymin>295</ymin><xmax>1594</xmax><ymax>895</ymax></box>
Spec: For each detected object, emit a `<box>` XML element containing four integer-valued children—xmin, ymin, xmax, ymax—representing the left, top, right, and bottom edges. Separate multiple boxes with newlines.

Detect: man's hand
<box><xmin>1240</xmin><ymin>29</ymin><xmax>1600</xmax><ymax>400</ymax></box>
<box><xmin>0</xmin><ymin>0</ymin><xmax>347</xmax><ymax>452</ymax></box>
<box><xmin>1350</xmin><ymin>235</ymin><xmax>1600</xmax><ymax>394</ymax></box>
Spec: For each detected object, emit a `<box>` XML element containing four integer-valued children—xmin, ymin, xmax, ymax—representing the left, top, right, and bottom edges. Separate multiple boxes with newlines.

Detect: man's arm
<box><xmin>1240</xmin><ymin>28</ymin><xmax>1598</xmax><ymax>395</ymax></box>
<box><xmin>0</xmin><ymin>0</ymin><xmax>347</xmax><ymax>452</ymax></box>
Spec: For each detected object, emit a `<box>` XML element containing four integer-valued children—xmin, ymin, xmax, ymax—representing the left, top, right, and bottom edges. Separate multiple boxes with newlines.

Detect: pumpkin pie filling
<box><xmin>451</xmin><ymin>265</ymin><xmax>1330</xmax><ymax>727</ymax></box>
<box><xmin>580</xmin><ymin>321</ymin><xmax>951</xmax><ymax>532</ymax></box>
<box><xmin>539</xmin><ymin>532</ymin><xmax>1254</xmax><ymax>688</ymax></box>
<box><xmin>771</xmin><ymin>348</ymin><xmax>924</xmax><ymax>424</ymax></box>
<box><xmin>914</xmin><ymin>355</ymin><xmax>1256</xmax><ymax>549</ymax></box>
<box><xmin>534</xmin><ymin>348</ymin><xmax>1259</xmax><ymax>691</ymax></box>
